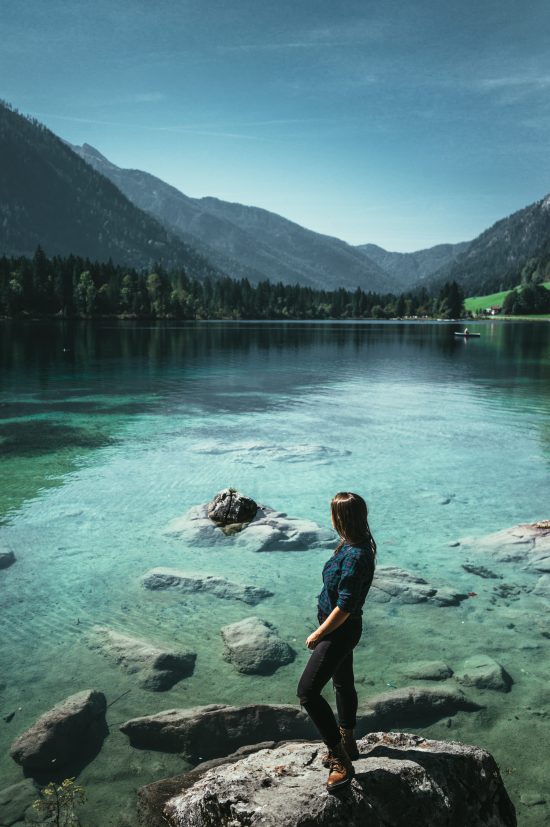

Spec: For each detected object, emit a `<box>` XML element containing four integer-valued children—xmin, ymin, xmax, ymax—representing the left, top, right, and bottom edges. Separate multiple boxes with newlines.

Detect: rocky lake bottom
<box><xmin>0</xmin><ymin>320</ymin><xmax>549</xmax><ymax>826</ymax></box>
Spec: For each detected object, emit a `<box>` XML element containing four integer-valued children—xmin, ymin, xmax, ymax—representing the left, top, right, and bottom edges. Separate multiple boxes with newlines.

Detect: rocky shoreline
<box><xmin>2</xmin><ymin>507</ymin><xmax>549</xmax><ymax>826</ymax></box>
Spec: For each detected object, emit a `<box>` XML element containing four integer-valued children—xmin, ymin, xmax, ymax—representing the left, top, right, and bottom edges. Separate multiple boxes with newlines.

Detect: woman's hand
<box><xmin>305</xmin><ymin>631</ymin><xmax>322</xmax><ymax>650</ymax></box>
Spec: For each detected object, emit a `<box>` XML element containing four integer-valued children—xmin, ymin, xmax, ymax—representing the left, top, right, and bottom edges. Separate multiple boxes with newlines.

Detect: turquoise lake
<box><xmin>0</xmin><ymin>320</ymin><xmax>549</xmax><ymax>825</ymax></box>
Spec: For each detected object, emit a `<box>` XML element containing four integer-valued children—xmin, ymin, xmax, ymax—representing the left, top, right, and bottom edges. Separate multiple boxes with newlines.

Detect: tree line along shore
<box><xmin>1</xmin><ymin>248</ymin><xmax>467</xmax><ymax>320</ymax></box>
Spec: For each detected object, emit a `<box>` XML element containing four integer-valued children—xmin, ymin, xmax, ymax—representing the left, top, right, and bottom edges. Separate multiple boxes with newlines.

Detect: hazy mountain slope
<box><xmin>357</xmin><ymin>241</ymin><xmax>470</xmax><ymax>290</ymax></box>
<box><xmin>0</xmin><ymin>102</ymin><xmax>222</xmax><ymax>277</ymax></box>
<box><xmin>72</xmin><ymin>143</ymin><xmax>398</xmax><ymax>292</ymax></box>
<box><xmin>426</xmin><ymin>194</ymin><xmax>550</xmax><ymax>294</ymax></box>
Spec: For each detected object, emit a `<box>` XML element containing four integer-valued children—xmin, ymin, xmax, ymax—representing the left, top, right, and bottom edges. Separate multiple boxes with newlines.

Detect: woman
<box><xmin>297</xmin><ymin>491</ymin><xmax>376</xmax><ymax>792</ymax></box>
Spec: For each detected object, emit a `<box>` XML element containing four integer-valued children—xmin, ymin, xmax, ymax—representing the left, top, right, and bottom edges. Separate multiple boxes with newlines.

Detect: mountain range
<box><xmin>71</xmin><ymin>143</ymin><xmax>399</xmax><ymax>293</ymax></box>
<box><xmin>2</xmin><ymin>99</ymin><xmax>550</xmax><ymax>296</ymax></box>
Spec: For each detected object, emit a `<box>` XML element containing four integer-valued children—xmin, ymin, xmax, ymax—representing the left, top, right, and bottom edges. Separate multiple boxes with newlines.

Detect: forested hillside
<box><xmin>0</xmin><ymin>250</ymin><xmax>465</xmax><ymax>320</ymax></box>
<box><xmin>427</xmin><ymin>194</ymin><xmax>550</xmax><ymax>295</ymax></box>
<box><xmin>0</xmin><ymin>102</ymin><xmax>221</xmax><ymax>279</ymax></box>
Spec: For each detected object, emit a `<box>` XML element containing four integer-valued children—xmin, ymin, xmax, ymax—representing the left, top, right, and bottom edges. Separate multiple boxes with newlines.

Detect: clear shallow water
<box><xmin>0</xmin><ymin>320</ymin><xmax>549</xmax><ymax>825</ymax></box>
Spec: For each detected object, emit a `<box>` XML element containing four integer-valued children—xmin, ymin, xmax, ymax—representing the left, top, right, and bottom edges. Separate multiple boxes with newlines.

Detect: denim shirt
<box><xmin>317</xmin><ymin>543</ymin><xmax>375</xmax><ymax>618</ymax></box>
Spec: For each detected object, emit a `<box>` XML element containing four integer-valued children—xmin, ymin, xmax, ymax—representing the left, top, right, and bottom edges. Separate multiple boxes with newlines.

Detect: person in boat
<box><xmin>297</xmin><ymin>492</ymin><xmax>376</xmax><ymax>792</ymax></box>
<box><xmin>463</xmin><ymin>327</ymin><xmax>469</xmax><ymax>336</ymax></box>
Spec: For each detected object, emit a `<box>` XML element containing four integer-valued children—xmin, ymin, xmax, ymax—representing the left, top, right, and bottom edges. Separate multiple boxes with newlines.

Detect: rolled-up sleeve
<box><xmin>336</xmin><ymin>551</ymin><xmax>367</xmax><ymax>613</ymax></box>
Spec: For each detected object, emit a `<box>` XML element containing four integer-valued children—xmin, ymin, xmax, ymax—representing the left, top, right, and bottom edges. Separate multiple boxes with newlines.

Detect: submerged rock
<box><xmin>221</xmin><ymin>617</ymin><xmax>295</xmax><ymax>675</ymax></box>
<box><xmin>0</xmin><ymin>549</ymin><xmax>15</xmax><ymax>570</ymax></box>
<box><xmin>357</xmin><ymin>685</ymin><xmax>481</xmax><ymax>731</ymax></box>
<box><xmin>460</xmin><ymin>521</ymin><xmax>550</xmax><ymax>571</ymax></box>
<box><xmin>166</xmin><ymin>503</ymin><xmax>335</xmax><ymax>552</ymax></box>
<box><xmin>89</xmin><ymin>627</ymin><xmax>196</xmax><ymax>691</ymax></box>
<box><xmin>207</xmin><ymin>488</ymin><xmax>258</xmax><ymax>526</ymax></box>
<box><xmin>142</xmin><ymin>568</ymin><xmax>273</xmax><ymax>605</ymax></box>
<box><xmin>455</xmin><ymin>655</ymin><xmax>512</xmax><ymax>693</ymax></box>
<box><xmin>140</xmin><ymin>733</ymin><xmax>516</xmax><ymax>827</ymax></box>
<box><xmin>396</xmin><ymin>660</ymin><xmax>453</xmax><ymax>681</ymax></box>
<box><xmin>119</xmin><ymin>703</ymin><xmax>316</xmax><ymax>761</ymax></box>
<box><xmin>370</xmin><ymin>566</ymin><xmax>468</xmax><ymax>607</ymax></box>
<box><xmin>10</xmin><ymin>690</ymin><xmax>107</xmax><ymax>772</ymax></box>
<box><xmin>462</xmin><ymin>562</ymin><xmax>501</xmax><ymax>579</ymax></box>
<box><xmin>0</xmin><ymin>778</ymin><xmax>38</xmax><ymax>826</ymax></box>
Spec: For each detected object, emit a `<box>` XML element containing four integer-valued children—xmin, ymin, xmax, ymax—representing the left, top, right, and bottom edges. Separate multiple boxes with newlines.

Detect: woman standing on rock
<box><xmin>297</xmin><ymin>491</ymin><xmax>376</xmax><ymax>792</ymax></box>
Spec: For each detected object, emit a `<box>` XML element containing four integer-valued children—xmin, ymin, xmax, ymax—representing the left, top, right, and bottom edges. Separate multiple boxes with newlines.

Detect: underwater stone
<box><xmin>462</xmin><ymin>563</ymin><xmax>501</xmax><ymax>579</ymax></box>
<box><xmin>460</xmin><ymin>521</ymin><xmax>550</xmax><ymax>569</ymax></box>
<box><xmin>0</xmin><ymin>778</ymin><xmax>38</xmax><ymax>825</ymax></box>
<box><xmin>147</xmin><ymin>733</ymin><xmax>516</xmax><ymax>827</ymax></box>
<box><xmin>0</xmin><ymin>549</ymin><xmax>15</xmax><ymax>570</ymax></box>
<box><xmin>89</xmin><ymin>627</ymin><xmax>196</xmax><ymax>692</ymax></box>
<box><xmin>221</xmin><ymin>617</ymin><xmax>295</xmax><ymax>675</ymax></box>
<box><xmin>397</xmin><ymin>660</ymin><xmax>453</xmax><ymax>681</ymax></box>
<box><xmin>370</xmin><ymin>566</ymin><xmax>468</xmax><ymax>607</ymax></box>
<box><xmin>165</xmin><ymin>503</ymin><xmax>335</xmax><ymax>552</ymax></box>
<box><xmin>357</xmin><ymin>685</ymin><xmax>482</xmax><ymax>731</ymax></box>
<box><xmin>120</xmin><ymin>703</ymin><xmax>316</xmax><ymax>761</ymax></box>
<box><xmin>142</xmin><ymin>568</ymin><xmax>273</xmax><ymax>605</ymax></box>
<box><xmin>455</xmin><ymin>655</ymin><xmax>512</xmax><ymax>692</ymax></box>
<box><xmin>9</xmin><ymin>689</ymin><xmax>107</xmax><ymax>771</ymax></box>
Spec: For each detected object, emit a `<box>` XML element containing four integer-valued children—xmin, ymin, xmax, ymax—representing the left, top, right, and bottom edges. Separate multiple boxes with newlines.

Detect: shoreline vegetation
<box><xmin>2</xmin><ymin>249</ymin><xmax>549</xmax><ymax>322</ymax></box>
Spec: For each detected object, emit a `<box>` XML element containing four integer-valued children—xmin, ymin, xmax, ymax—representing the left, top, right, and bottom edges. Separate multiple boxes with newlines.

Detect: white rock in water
<box><xmin>165</xmin><ymin>503</ymin><xmax>335</xmax><ymax>552</ymax></box>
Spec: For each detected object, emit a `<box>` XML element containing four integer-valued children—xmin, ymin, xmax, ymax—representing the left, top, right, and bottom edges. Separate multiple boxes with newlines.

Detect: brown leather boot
<box><xmin>326</xmin><ymin>740</ymin><xmax>355</xmax><ymax>792</ymax></box>
<box><xmin>321</xmin><ymin>726</ymin><xmax>359</xmax><ymax>767</ymax></box>
<box><xmin>339</xmin><ymin>726</ymin><xmax>359</xmax><ymax>760</ymax></box>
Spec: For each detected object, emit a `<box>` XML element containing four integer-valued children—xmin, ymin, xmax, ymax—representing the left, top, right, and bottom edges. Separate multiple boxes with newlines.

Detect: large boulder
<box><xmin>119</xmin><ymin>704</ymin><xmax>316</xmax><ymax>761</ymax></box>
<box><xmin>10</xmin><ymin>690</ymin><xmax>107</xmax><ymax>772</ymax></box>
<box><xmin>207</xmin><ymin>488</ymin><xmax>258</xmax><ymax>527</ymax></box>
<box><xmin>455</xmin><ymin>655</ymin><xmax>512</xmax><ymax>693</ymax></box>
<box><xmin>142</xmin><ymin>568</ymin><xmax>273</xmax><ymax>605</ymax></box>
<box><xmin>88</xmin><ymin>627</ymin><xmax>196</xmax><ymax>691</ymax></box>
<box><xmin>221</xmin><ymin>617</ymin><xmax>295</xmax><ymax>675</ymax></box>
<box><xmin>370</xmin><ymin>567</ymin><xmax>468</xmax><ymax>607</ymax></box>
<box><xmin>165</xmin><ymin>503</ymin><xmax>335</xmax><ymax>552</ymax></box>
<box><xmin>140</xmin><ymin>733</ymin><xmax>516</xmax><ymax>827</ymax></box>
<box><xmin>357</xmin><ymin>685</ymin><xmax>482</xmax><ymax>732</ymax></box>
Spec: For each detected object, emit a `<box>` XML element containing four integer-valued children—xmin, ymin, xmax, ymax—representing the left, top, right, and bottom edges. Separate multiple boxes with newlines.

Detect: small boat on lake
<box><xmin>454</xmin><ymin>331</ymin><xmax>481</xmax><ymax>338</ymax></box>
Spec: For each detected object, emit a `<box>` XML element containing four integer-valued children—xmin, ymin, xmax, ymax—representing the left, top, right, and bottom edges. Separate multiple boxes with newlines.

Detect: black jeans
<box><xmin>297</xmin><ymin>612</ymin><xmax>362</xmax><ymax>749</ymax></box>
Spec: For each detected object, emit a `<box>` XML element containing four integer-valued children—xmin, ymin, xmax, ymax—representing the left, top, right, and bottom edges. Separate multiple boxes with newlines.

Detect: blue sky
<box><xmin>2</xmin><ymin>0</ymin><xmax>550</xmax><ymax>250</ymax></box>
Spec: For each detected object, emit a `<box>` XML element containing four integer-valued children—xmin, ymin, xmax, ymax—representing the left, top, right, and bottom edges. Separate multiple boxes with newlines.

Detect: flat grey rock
<box><xmin>142</xmin><ymin>567</ymin><xmax>273</xmax><ymax>605</ymax></box>
<box><xmin>460</xmin><ymin>522</ymin><xmax>550</xmax><ymax>570</ymax></box>
<box><xmin>165</xmin><ymin>503</ymin><xmax>335</xmax><ymax>552</ymax></box>
<box><xmin>89</xmin><ymin>627</ymin><xmax>196</xmax><ymax>691</ymax></box>
<box><xmin>370</xmin><ymin>566</ymin><xmax>468</xmax><ymax>606</ymax></box>
<box><xmin>9</xmin><ymin>690</ymin><xmax>107</xmax><ymax>771</ymax></box>
<box><xmin>144</xmin><ymin>733</ymin><xmax>516</xmax><ymax>827</ymax></box>
<box><xmin>455</xmin><ymin>655</ymin><xmax>512</xmax><ymax>692</ymax></box>
<box><xmin>0</xmin><ymin>550</ymin><xmax>15</xmax><ymax>570</ymax></box>
<box><xmin>396</xmin><ymin>660</ymin><xmax>453</xmax><ymax>681</ymax></box>
<box><xmin>358</xmin><ymin>685</ymin><xmax>481</xmax><ymax>731</ymax></box>
<box><xmin>120</xmin><ymin>703</ymin><xmax>316</xmax><ymax>761</ymax></box>
<box><xmin>221</xmin><ymin>617</ymin><xmax>295</xmax><ymax>675</ymax></box>
<box><xmin>0</xmin><ymin>779</ymin><xmax>38</xmax><ymax>826</ymax></box>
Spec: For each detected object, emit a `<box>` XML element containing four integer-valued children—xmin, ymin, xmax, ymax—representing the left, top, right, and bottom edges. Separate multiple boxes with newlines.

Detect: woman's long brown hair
<box><xmin>331</xmin><ymin>491</ymin><xmax>377</xmax><ymax>560</ymax></box>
